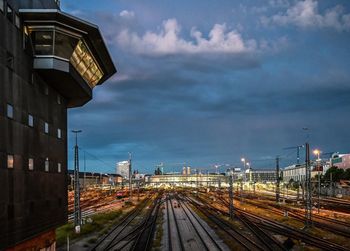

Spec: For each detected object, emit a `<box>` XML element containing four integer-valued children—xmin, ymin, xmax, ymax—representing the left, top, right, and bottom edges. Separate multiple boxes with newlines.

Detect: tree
<box><xmin>323</xmin><ymin>166</ymin><xmax>345</xmax><ymax>182</ymax></box>
<box><xmin>342</xmin><ymin>168</ymin><xmax>350</xmax><ymax>180</ymax></box>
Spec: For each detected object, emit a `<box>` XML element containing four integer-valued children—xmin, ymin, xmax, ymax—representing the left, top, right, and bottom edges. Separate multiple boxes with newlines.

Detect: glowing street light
<box><xmin>313</xmin><ymin>149</ymin><xmax>321</xmax><ymax>161</ymax></box>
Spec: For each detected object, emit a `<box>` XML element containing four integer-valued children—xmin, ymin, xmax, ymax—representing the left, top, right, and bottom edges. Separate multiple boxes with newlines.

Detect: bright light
<box><xmin>241</xmin><ymin>158</ymin><xmax>245</xmax><ymax>162</ymax></box>
<box><xmin>313</xmin><ymin>149</ymin><xmax>320</xmax><ymax>155</ymax></box>
<box><xmin>246</xmin><ymin>162</ymin><xmax>250</xmax><ymax>166</ymax></box>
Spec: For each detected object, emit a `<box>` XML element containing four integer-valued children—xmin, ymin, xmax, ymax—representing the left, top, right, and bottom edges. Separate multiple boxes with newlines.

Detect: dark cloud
<box><xmin>64</xmin><ymin>1</ymin><xmax>350</xmax><ymax>174</ymax></box>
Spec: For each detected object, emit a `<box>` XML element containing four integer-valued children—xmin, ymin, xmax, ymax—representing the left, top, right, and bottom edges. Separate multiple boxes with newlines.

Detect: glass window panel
<box><xmin>44</xmin><ymin>122</ymin><xmax>49</xmax><ymax>134</ymax></box>
<box><xmin>58</xmin><ymin>163</ymin><xmax>61</xmax><ymax>173</ymax></box>
<box><xmin>57</xmin><ymin>129</ymin><xmax>62</xmax><ymax>139</ymax></box>
<box><xmin>7</xmin><ymin>155</ymin><xmax>14</xmax><ymax>168</ymax></box>
<box><xmin>83</xmin><ymin>69</ymin><xmax>94</xmax><ymax>82</ymax></box>
<box><xmin>28</xmin><ymin>114</ymin><xmax>34</xmax><ymax>127</ymax></box>
<box><xmin>32</xmin><ymin>31</ymin><xmax>53</xmax><ymax>55</ymax></box>
<box><xmin>54</xmin><ymin>31</ymin><xmax>78</xmax><ymax>59</ymax></box>
<box><xmin>29</xmin><ymin>158</ymin><xmax>34</xmax><ymax>170</ymax></box>
<box><xmin>7</xmin><ymin>104</ymin><xmax>13</xmax><ymax>119</ymax></box>
<box><xmin>70</xmin><ymin>40</ymin><xmax>104</xmax><ymax>88</ymax></box>
<box><xmin>45</xmin><ymin>158</ymin><xmax>49</xmax><ymax>172</ymax></box>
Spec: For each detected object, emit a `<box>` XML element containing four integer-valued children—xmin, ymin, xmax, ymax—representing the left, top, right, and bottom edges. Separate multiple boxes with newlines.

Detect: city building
<box><xmin>117</xmin><ymin>160</ymin><xmax>130</xmax><ymax>179</ymax></box>
<box><xmin>331</xmin><ymin>153</ymin><xmax>350</xmax><ymax>170</ymax></box>
<box><xmin>0</xmin><ymin>0</ymin><xmax>116</xmax><ymax>249</ymax></box>
<box><xmin>67</xmin><ymin>171</ymin><xmax>123</xmax><ymax>188</ymax></box>
<box><xmin>146</xmin><ymin>174</ymin><xmax>228</xmax><ymax>188</ymax></box>
<box><xmin>245</xmin><ymin>169</ymin><xmax>277</xmax><ymax>183</ymax></box>
<box><xmin>282</xmin><ymin>162</ymin><xmax>327</xmax><ymax>183</ymax></box>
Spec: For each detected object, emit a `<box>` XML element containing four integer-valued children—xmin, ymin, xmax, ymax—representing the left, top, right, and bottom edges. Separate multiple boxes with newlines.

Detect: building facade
<box><xmin>245</xmin><ymin>169</ymin><xmax>277</xmax><ymax>183</ymax></box>
<box><xmin>117</xmin><ymin>161</ymin><xmax>130</xmax><ymax>179</ymax></box>
<box><xmin>331</xmin><ymin>153</ymin><xmax>350</xmax><ymax>170</ymax></box>
<box><xmin>0</xmin><ymin>0</ymin><xmax>116</xmax><ymax>249</ymax></box>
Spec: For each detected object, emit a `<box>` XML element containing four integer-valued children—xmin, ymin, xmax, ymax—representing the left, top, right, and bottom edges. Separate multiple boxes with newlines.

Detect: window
<box><xmin>44</xmin><ymin>122</ymin><xmax>49</xmax><ymax>134</ymax></box>
<box><xmin>7</xmin><ymin>104</ymin><xmax>13</xmax><ymax>119</ymax></box>
<box><xmin>0</xmin><ymin>0</ymin><xmax>4</xmax><ymax>12</ymax></box>
<box><xmin>57</xmin><ymin>129</ymin><xmax>62</xmax><ymax>139</ymax></box>
<box><xmin>15</xmin><ymin>13</ymin><xmax>20</xmax><ymax>28</ymax></box>
<box><xmin>57</xmin><ymin>95</ymin><xmax>61</xmax><ymax>104</ymax></box>
<box><xmin>58</xmin><ymin>163</ymin><xmax>62</xmax><ymax>173</ymax></box>
<box><xmin>28</xmin><ymin>114</ymin><xmax>34</xmax><ymax>127</ymax></box>
<box><xmin>29</xmin><ymin>158</ymin><xmax>34</xmax><ymax>170</ymax></box>
<box><xmin>55</xmin><ymin>31</ymin><xmax>78</xmax><ymax>59</ymax></box>
<box><xmin>70</xmin><ymin>40</ymin><xmax>103</xmax><ymax>88</ymax></box>
<box><xmin>32</xmin><ymin>31</ymin><xmax>54</xmax><ymax>55</ymax></box>
<box><xmin>45</xmin><ymin>158</ymin><xmax>49</xmax><ymax>172</ymax></box>
<box><xmin>7</xmin><ymin>155</ymin><xmax>14</xmax><ymax>168</ymax></box>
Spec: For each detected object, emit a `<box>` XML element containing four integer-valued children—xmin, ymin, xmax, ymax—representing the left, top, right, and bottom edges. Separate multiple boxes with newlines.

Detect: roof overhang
<box><xmin>19</xmin><ymin>9</ymin><xmax>116</xmax><ymax>84</ymax></box>
<box><xmin>19</xmin><ymin>9</ymin><xmax>117</xmax><ymax>107</ymax></box>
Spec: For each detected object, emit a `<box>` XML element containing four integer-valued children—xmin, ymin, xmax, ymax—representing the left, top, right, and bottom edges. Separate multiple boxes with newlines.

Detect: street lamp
<box><xmin>246</xmin><ymin>162</ymin><xmax>252</xmax><ymax>188</ymax></box>
<box><xmin>71</xmin><ymin>129</ymin><xmax>82</xmax><ymax>234</ymax></box>
<box><xmin>313</xmin><ymin>149</ymin><xmax>322</xmax><ymax>214</ymax></box>
<box><xmin>241</xmin><ymin>158</ymin><xmax>246</xmax><ymax>183</ymax></box>
<box><xmin>313</xmin><ymin>149</ymin><xmax>321</xmax><ymax>161</ymax></box>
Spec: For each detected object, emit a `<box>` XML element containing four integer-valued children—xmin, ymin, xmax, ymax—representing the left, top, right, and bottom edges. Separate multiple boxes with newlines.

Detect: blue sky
<box><xmin>63</xmin><ymin>0</ymin><xmax>350</xmax><ymax>174</ymax></box>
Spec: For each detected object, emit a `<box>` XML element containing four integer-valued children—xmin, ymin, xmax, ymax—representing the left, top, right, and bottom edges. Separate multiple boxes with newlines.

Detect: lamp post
<box><xmin>247</xmin><ymin>162</ymin><xmax>252</xmax><ymax>189</ymax></box>
<box><xmin>241</xmin><ymin>158</ymin><xmax>246</xmax><ymax>184</ymax></box>
<box><xmin>313</xmin><ymin>149</ymin><xmax>321</xmax><ymax>214</ymax></box>
<box><xmin>128</xmin><ymin>152</ymin><xmax>132</xmax><ymax>202</ymax></box>
<box><xmin>72</xmin><ymin>129</ymin><xmax>82</xmax><ymax>234</ymax></box>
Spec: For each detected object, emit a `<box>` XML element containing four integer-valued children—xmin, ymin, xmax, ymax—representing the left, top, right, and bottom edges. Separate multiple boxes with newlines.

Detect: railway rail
<box><xmin>90</xmin><ymin>196</ymin><xmax>160</xmax><ymax>251</ymax></box>
<box><xmin>175</xmin><ymin>194</ymin><xmax>225</xmax><ymax>251</ymax></box>
<box><xmin>183</xmin><ymin>195</ymin><xmax>265</xmax><ymax>251</ymax></box>
<box><xmin>199</xmin><ymin>193</ymin><xmax>350</xmax><ymax>251</ymax></box>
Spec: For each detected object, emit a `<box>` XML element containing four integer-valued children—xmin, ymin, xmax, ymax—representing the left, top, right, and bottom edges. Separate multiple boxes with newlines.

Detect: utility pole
<box><xmin>304</xmin><ymin>142</ymin><xmax>312</xmax><ymax>228</ymax></box>
<box><xmin>83</xmin><ymin>151</ymin><xmax>86</xmax><ymax>190</ymax></box>
<box><xmin>229</xmin><ymin>170</ymin><xmax>234</xmax><ymax>220</ymax></box>
<box><xmin>128</xmin><ymin>152</ymin><xmax>132</xmax><ymax>202</ymax></box>
<box><xmin>330</xmin><ymin>173</ymin><xmax>333</xmax><ymax>197</ymax></box>
<box><xmin>196</xmin><ymin>169</ymin><xmax>199</xmax><ymax>196</ymax></box>
<box><xmin>276</xmin><ymin>156</ymin><xmax>280</xmax><ymax>203</ymax></box>
<box><xmin>72</xmin><ymin>130</ymin><xmax>82</xmax><ymax>233</ymax></box>
<box><xmin>137</xmin><ymin>179</ymin><xmax>140</xmax><ymax>201</ymax></box>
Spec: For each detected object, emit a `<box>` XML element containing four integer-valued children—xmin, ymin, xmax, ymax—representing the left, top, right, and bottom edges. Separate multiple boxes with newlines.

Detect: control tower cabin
<box><xmin>0</xmin><ymin>0</ymin><xmax>116</xmax><ymax>249</ymax></box>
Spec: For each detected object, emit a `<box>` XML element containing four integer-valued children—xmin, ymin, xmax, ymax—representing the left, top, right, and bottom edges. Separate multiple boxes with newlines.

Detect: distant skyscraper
<box><xmin>117</xmin><ymin>161</ymin><xmax>130</xmax><ymax>179</ymax></box>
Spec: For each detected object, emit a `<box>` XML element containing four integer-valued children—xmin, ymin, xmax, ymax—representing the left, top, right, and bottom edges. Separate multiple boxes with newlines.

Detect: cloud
<box><xmin>119</xmin><ymin>10</ymin><xmax>135</xmax><ymax>19</ymax></box>
<box><xmin>263</xmin><ymin>0</ymin><xmax>350</xmax><ymax>31</ymax></box>
<box><xmin>116</xmin><ymin>18</ymin><xmax>257</xmax><ymax>56</ymax></box>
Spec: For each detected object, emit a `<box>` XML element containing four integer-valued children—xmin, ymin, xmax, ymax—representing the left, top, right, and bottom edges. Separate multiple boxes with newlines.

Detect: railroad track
<box><xmin>220</xmin><ymin>193</ymin><xmax>350</xmax><ymax>238</ymax></box>
<box><xmin>243</xmin><ymin>197</ymin><xmax>350</xmax><ymax>238</ymax></box>
<box><xmin>201</xmin><ymin>193</ymin><xmax>350</xmax><ymax>251</ymax></box>
<box><xmin>166</xmin><ymin>194</ymin><xmax>185</xmax><ymax>251</ymax></box>
<box><xmin>130</xmin><ymin>197</ymin><xmax>161</xmax><ymax>251</ymax></box>
<box><xmin>184</xmin><ymin>195</ymin><xmax>264</xmax><ymax>251</ymax></box>
<box><xmin>175</xmin><ymin>194</ymin><xmax>225</xmax><ymax>251</ymax></box>
<box><xmin>90</xmin><ymin>197</ymin><xmax>153</xmax><ymax>251</ymax></box>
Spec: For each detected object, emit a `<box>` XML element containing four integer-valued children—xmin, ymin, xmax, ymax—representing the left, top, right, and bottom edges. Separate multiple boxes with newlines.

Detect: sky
<box><xmin>63</xmin><ymin>0</ymin><xmax>350</xmax><ymax>174</ymax></box>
